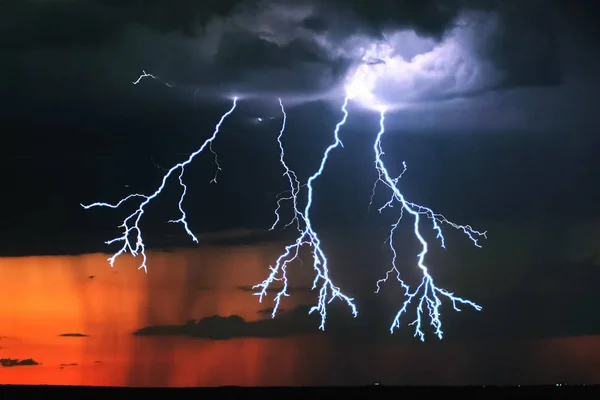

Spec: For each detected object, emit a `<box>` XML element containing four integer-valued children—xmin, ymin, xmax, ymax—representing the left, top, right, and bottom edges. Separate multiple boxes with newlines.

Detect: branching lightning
<box><xmin>132</xmin><ymin>70</ymin><xmax>173</xmax><ymax>88</ymax></box>
<box><xmin>269</xmin><ymin>98</ymin><xmax>303</xmax><ymax>232</ymax></box>
<box><xmin>253</xmin><ymin>97</ymin><xmax>358</xmax><ymax>330</ymax></box>
<box><xmin>81</xmin><ymin>72</ymin><xmax>238</xmax><ymax>272</ymax></box>
<box><xmin>371</xmin><ymin>109</ymin><xmax>487</xmax><ymax>341</ymax></box>
<box><xmin>85</xmin><ymin>62</ymin><xmax>487</xmax><ymax>339</ymax></box>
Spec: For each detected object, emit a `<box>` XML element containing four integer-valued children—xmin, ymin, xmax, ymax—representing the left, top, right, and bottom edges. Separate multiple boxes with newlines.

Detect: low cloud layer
<box><xmin>134</xmin><ymin>306</ymin><xmax>317</xmax><ymax>340</ymax></box>
<box><xmin>134</xmin><ymin>255</ymin><xmax>600</xmax><ymax>343</ymax></box>
<box><xmin>1</xmin><ymin>358</ymin><xmax>39</xmax><ymax>367</ymax></box>
<box><xmin>59</xmin><ymin>333</ymin><xmax>89</xmax><ymax>337</ymax></box>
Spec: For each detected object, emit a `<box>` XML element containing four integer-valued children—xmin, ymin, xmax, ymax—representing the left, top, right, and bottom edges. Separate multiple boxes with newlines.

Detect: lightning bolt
<box><xmin>270</xmin><ymin>98</ymin><xmax>303</xmax><ymax>232</ymax></box>
<box><xmin>131</xmin><ymin>71</ymin><xmax>220</xmax><ymax>184</ymax></box>
<box><xmin>132</xmin><ymin>70</ymin><xmax>174</xmax><ymax>88</ymax></box>
<box><xmin>81</xmin><ymin>96</ymin><xmax>238</xmax><ymax>272</ymax></box>
<box><xmin>253</xmin><ymin>97</ymin><xmax>358</xmax><ymax>329</ymax></box>
<box><xmin>85</xmin><ymin>70</ymin><xmax>484</xmax><ymax>337</ymax></box>
<box><xmin>372</xmin><ymin>109</ymin><xmax>487</xmax><ymax>341</ymax></box>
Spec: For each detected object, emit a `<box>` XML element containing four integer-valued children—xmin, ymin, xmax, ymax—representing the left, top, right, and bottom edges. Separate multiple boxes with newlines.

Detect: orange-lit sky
<box><xmin>0</xmin><ymin>242</ymin><xmax>319</xmax><ymax>386</ymax></box>
<box><xmin>3</xmin><ymin>0</ymin><xmax>600</xmax><ymax>387</ymax></box>
<box><xmin>2</xmin><ymin>220</ymin><xmax>600</xmax><ymax>386</ymax></box>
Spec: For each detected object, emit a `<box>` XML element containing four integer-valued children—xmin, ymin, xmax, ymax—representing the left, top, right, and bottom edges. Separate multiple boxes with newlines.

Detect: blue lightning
<box><xmin>132</xmin><ymin>70</ymin><xmax>173</xmax><ymax>88</ymax></box>
<box><xmin>372</xmin><ymin>109</ymin><xmax>487</xmax><ymax>341</ymax></box>
<box><xmin>81</xmin><ymin>97</ymin><xmax>238</xmax><ymax>272</ymax></box>
<box><xmin>270</xmin><ymin>98</ymin><xmax>303</xmax><ymax>232</ymax></box>
<box><xmin>85</xmin><ymin>69</ymin><xmax>484</xmax><ymax>338</ymax></box>
<box><xmin>253</xmin><ymin>97</ymin><xmax>358</xmax><ymax>329</ymax></box>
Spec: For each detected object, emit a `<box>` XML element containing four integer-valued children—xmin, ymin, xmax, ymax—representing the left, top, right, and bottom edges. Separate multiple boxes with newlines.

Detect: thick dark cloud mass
<box><xmin>132</xmin><ymin>254</ymin><xmax>600</xmax><ymax>342</ymax></box>
<box><xmin>0</xmin><ymin>0</ymin><xmax>478</xmax><ymax>49</ymax></box>
<box><xmin>134</xmin><ymin>278</ymin><xmax>600</xmax><ymax>342</ymax></box>
<box><xmin>0</xmin><ymin>0</ymin><xmax>242</xmax><ymax>50</ymax></box>
<box><xmin>133</xmin><ymin>306</ymin><xmax>319</xmax><ymax>340</ymax></box>
<box><xmin>0</xmin><ymin>358</ymin><xmax>39</xmax><ymax>367</ymax></box>
<box><xmin>3</xmin><ymin>0</ymin><xmax>598</xmax><ymax>109</ymax></box>
<box><xmin>59</xmin><ymin>333</ymin><xmax>89</xmax><ymax>337</ymax></box>
<box><xmin>127</xmin><ymin>255</ymin><xmax>600</xmax><ymax>341</ymax></box>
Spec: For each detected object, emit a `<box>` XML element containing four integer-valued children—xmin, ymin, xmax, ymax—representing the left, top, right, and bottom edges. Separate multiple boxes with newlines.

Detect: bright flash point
<box><xmin>345</xmin><ymin>43</ymin><xmax>396</xmax><ymax>110</ymax></box>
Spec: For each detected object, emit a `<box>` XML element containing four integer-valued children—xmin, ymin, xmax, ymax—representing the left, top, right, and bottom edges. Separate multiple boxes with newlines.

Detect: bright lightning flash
<box><xmin>373</xmin><ymin>110</ymin><xmax>486</xmax><ymax>341</ymax></box>
<box><xmin>82</xmin><ymin>73</ymin><xmax>238</xmax><ymax>272</ymax></box>
<box><xmin>371</xmin><ymin>110</ymin><xmax>486</xmax><ymax>341</ymax></box>
<box><xmin>132</xmin><ymin>70</ymin><xmax>174</xmax><ymax>88</ymax></box>
<box><xmin>347</xmin><ymin>40</ymin><xmax>487</xmax><ymax>340</ymax></box>
<box><xmin>85</xmin><ymin>63</ymin><xmax>485</xmax><ymax>338</ymax></box>
<box><xmin>269</xmin><ymin>99</ymin><xmax>303</xmax><ymax>233</ymax></box>
<box><xmin>253</xmin><ymin>97</ymin><xmax>358</xmax><ymax>330</ymax></box>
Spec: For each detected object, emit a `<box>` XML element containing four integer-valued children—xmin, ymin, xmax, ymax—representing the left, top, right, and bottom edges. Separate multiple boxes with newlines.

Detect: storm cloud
<box><xmin>2</xmin><ymin>0</ymin><xmax>596</xmax><ymax>108</ymax></box>
<box><xmin>0</xmin><ymin>358</ymin><xmax>39</xmax><ymax>367</ymax></box>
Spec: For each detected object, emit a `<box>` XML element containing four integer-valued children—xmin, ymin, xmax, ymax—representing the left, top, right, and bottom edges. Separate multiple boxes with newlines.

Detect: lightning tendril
<box><xmin>81</xmin><ymin>74</ymin><xmax>237</xmax><ymax>272</ymax></box>
<box><xmin>84</xmin><ymin>68</ymin><xmax>485</xmax><ymax>339</ymax></box>
<box><xmin>371</xmin><ymin>109</ymin><xmax>486</xmax><ymax>340</ymax></box>
<box><xmin>253</xmin><ymin>97</ymin><xmax>358</xmax><ymax>329</ymax></box>
<box><xmin>270</xmin><ymin>98</ymin><xmax>303</xmax><ymax>232</ymax></box>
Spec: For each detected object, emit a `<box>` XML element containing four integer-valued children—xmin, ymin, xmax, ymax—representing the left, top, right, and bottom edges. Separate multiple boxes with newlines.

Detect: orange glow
<box><xmin>1</xmin><ymin>245</ymin><xmax>600</xmax><ymax>386</ymax></box>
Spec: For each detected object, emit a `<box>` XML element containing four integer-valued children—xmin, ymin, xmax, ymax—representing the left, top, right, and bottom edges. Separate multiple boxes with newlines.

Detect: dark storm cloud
<box><xmin>318</xmin><ymin>0</ymin><xmax>497</xmax><ymax>39</ymax></box>
<box><xmin>0</xmin><ymin>0</ymin><xmax>470</xmax><ymax>49</ymax></box>
<box><xmin>486</xmin><ymin>2</ymin><xmax>561</xmax><ymax>88</ymax></box>
<box><xmin>3</xmin><ymin>0</ymin><xmax>594</xmax><ymax>108</ymax></box>
<box><xmin>0</xmin><ymin>0</ymin><xmax>242</xmax><ymax>50</ymax></box>
<box><xmin>134</xmin><ymin>270</ymin><xmax>600</xmax><ymax>341</ymax></box>
<box><xmin>1</xmin><ymin>358</ymin><xmax>39</xmax><ymax>367</ymax></box>
<box><xmin>0</xmin><ymin>1</ymin><xmax>120</xmax><ymax>50</ymax></box>
<box><xmin>58</xmin><ymin>333</ymin><xmax>89</xmax><ymax>337</ymax></box>
<box><xmin>133</xmin><ymin>305</ymin><xmax>349</xmax><ymax>340</ymax></box>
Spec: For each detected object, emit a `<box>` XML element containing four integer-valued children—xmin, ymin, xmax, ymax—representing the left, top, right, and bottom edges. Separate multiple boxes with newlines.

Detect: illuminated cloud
<box><xmin>3</xmin><ymin>0</ymin><xmax>596</xmax><ymax>131</ymax></box>
<box><xmin>132</xmin><ymin>5</ymin><xmax>549</xmax><ymax>106</ymax></box>
<box><xmin>343</xmin><ymin>13</ymin><xmax>504</xmax><ymax>110</ymax></box>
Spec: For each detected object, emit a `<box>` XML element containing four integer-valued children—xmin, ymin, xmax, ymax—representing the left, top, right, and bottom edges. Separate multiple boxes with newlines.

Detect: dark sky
<box><xmin>2</xmin><ymin>0</ymin><xmax>600</xmax><ymax>358</ymax></box>
<box><xmin>1</xmin><ymin>0</ymin><xmax>599</xmax><ymax>255</ymax></box>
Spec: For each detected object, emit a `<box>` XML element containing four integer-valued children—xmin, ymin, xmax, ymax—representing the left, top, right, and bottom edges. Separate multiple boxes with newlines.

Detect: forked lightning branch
<box><xmin>82</xmin><ymin>59</ymin><xmax>487</xmax><ymax>340</ymax></box>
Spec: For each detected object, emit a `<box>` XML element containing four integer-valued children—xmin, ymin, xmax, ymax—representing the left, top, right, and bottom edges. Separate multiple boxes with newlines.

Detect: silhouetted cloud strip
<box><xmin>134</xmin><ymin>305</ymin><xmax>340</xmax><ymax>340</ymax></box>
<box><xmin>1</xmin><ymin>358</ymin><xmax>39</xmax><ymax>367</ymax></box>
<box><xmin>134</xmin><ymin>272</ymin><xmax>600</xmax><ymax>343</ymax></box>
<box><xmin>59</xmin><ymin>333</ymin><xmax>89</xmax><ymax>337</ymax></box>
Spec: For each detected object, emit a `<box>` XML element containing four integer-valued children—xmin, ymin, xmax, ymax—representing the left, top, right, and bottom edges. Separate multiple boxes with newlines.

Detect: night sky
<box><xmin>1</xmin><ymin>0</ymin><xmax>600</xmax><ymax>386</ymax></box>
